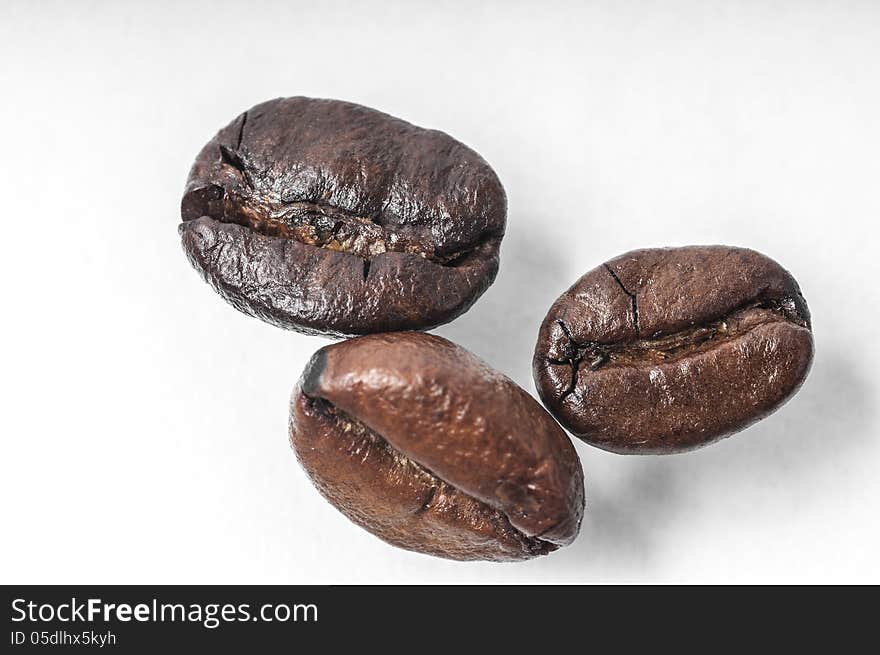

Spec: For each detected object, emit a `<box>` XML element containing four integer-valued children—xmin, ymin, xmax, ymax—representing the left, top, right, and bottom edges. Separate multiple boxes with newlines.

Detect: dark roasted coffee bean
<box><xmin>179</xmin><ymin>97</ymin><xmax>506</xmax><ymax>337</ymax></box>
<box><xmin>290</xmin><ymin>332</ymin><xmax>584</xmax><ymax>561</ymax></box>
<box><xmin>533</xmin><ymin>246</ymin><xmax>814</xmax><ymax>454</ymax></box>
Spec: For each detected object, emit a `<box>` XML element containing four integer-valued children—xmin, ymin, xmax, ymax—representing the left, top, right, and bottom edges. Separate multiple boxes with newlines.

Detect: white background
<box><xmin>2</xmin><ymin>0</ymin><xmax>878</xmax><ymax>584</ymax></box>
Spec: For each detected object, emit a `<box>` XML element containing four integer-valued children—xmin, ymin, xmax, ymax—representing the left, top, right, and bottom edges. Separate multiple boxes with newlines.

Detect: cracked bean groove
<box><xmin>533</xmin><ymin>246</ymin><xmax>814</xmax><ymax>454</ymax></box>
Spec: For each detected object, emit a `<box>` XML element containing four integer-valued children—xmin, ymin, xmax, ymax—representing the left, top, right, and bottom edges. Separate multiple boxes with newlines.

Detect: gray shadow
<box><xmin>435</xmin><ymin>220</ymin><xmax>568</xmax><ymax>386</ymax></box>
<box><xmin>562</xmin><ymin>453</ymin><xmax>679</xmax><ymax>575</ymax></box>
<box><xmin>550</xmin><ymin>346</ymin><xmax>876</xmax><ymax>574</ymax></box>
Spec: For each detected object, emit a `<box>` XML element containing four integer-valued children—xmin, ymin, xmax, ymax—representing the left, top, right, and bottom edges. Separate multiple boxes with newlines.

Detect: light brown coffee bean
<box><xmin>290</xmin><ymin>332</ymin><xmax>585</xmax><ymax>561</ymax></box>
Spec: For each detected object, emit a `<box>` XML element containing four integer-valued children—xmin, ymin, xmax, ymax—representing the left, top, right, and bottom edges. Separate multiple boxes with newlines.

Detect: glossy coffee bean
<box><xmin>180</xmin><ymin>97</ymin><xmax>506</xmax><ymax>337</ymax></box>
<box><xmin>290</xmin><ymin>332</ymin><xmax>584</xmax><ymax>561</ymax></box>
<box><xmin>533</xmin><ymin>246</ymin><xmax>814</xmax><ymax>454</ymax></box>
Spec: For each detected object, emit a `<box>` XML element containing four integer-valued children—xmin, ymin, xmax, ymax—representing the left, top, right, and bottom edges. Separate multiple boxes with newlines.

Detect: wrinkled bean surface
<box><xmin>533</xmin><ymin>246</ymin><xmax>814</xmax><ymax>454</ymax></box>
<box><xmin>180</xmin><ymin>97</ymin><xmax>506</xmax><ymax>337</ymax></box>
<box><xmin>290</xmin><ymin>332</ymin><xmax>585</xmax><ymax>561</ymax></box>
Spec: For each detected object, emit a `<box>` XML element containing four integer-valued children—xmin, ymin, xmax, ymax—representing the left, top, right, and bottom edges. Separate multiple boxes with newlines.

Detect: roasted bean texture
<box><xmin>533</xmin><ymin>246</ymin><xmax>814</xmax><ymax>454</ymax></box>
<box><xmin>290</xmin><ymin>332</ymin><xmax>585</xmax><ymax>561</ymax></box>
<box><xmin>180</xmin><ymin>97</ymin><xmax>506</xmax><ymax>337</ymax></box>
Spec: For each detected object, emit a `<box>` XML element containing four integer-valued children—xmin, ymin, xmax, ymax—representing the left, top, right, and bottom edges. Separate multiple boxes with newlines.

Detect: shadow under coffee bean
<box><xmin>179</xmin><ymin>97</ymin><xmax>506</xmax><ymax>337</ymax></box>
<box><xmin>533</xmin><ymin>245</ymin><xmax>814</xmax><ymax>454</ymax></box>
<box><xmin>289</xmin><ymin>332</ymin><xmax>585</xmax><ymax>561</ymax></box>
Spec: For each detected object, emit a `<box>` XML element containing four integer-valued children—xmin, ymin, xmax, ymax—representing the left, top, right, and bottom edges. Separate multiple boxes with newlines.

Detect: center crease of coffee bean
<box><xmin>196</xmin><ymin>147</ymin><xmax>494</xmax><ymax>267</ymax></box>
<box><xmin>548</xmin><ymin>297</ymin><xmax>807</xmax><ymax>399</ymax></box>
<box><xmin>304</xmin><ymin>396</ymin><xmax>555</xmax><ymax>555</ymax></box>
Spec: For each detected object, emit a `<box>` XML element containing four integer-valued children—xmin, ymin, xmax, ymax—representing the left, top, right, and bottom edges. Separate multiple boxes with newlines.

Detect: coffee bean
<box><xmin>533</xmin><ymin>246</ymin><xmax>814</xmax><ymax>454</ymax></box>
<box><xmin>180</xmin><ymin>97</ymin><xmax>506</xmax><ymax>337</ymax></box>
<box><xmin>290</xmin><ymin>332</ymin><xmax>584</xmax><ymax>561</ymax></box>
